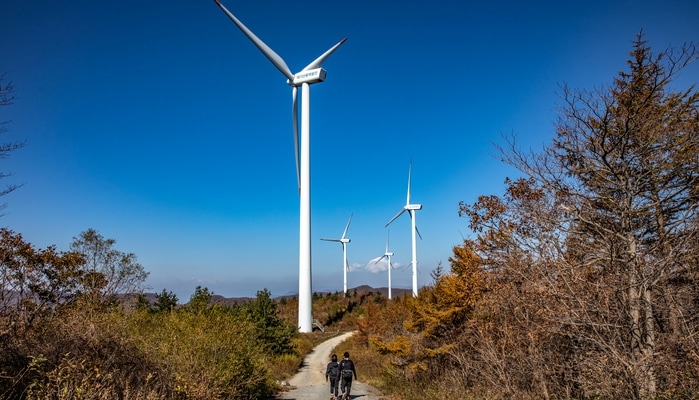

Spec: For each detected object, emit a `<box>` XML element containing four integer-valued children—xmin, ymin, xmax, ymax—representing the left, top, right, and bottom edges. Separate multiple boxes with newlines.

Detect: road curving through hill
<box><xmin>275</xmin><ymin>331</ymin><xmax>385</xmax><ymax>400</ymax></box>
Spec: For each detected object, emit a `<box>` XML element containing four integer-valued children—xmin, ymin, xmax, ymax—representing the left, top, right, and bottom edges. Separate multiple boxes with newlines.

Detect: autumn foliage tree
<box><xmin>495</xmin><ymin>33</ymin><xmax>698</xmax><ymax>397</ymax></box>
<box><xmin>467</xmin><ymin>33</ymin><xmax>698</xmax><ymax>398</ymax></box>
<box><xmin>0</xmin><ymin>228</ymin><xmax>86</xmax><ymax>327</ymax></box>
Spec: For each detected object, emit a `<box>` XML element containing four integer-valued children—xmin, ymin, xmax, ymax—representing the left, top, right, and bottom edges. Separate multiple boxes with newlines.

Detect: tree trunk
<box><xmin>628</xmin><ymin>235</ymin><xmax>657</xmax><ymax>398</ymax></box>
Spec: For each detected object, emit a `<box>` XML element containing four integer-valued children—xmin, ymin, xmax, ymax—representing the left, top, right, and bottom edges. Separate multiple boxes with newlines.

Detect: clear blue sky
<box><xmin>2</xmin><ymin>0</ymin><xmax>697</xmax><ymax>301</ymax></box>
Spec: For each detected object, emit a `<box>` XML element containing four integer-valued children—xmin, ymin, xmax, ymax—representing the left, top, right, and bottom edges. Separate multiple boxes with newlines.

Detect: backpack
<box><xmin>327</xmin><ymin>361</ymin><xmax>340</xmax><ymax>378</ymax></box>
<box><xmin>340</xmin><ymin>359</ymin><xmax>354</xmax><ymax>378</ymax></box>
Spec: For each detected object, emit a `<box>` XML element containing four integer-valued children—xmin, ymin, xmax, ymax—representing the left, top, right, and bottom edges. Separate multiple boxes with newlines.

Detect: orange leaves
<box><xmin>504</xmin><ymin>177</ymin><xmax>544</xmax><ymax>203</ymax></box>
<box><xmin>458</xmin><ymin>194</ymin><xmax>506</xmax><ymax>233</ymax></box>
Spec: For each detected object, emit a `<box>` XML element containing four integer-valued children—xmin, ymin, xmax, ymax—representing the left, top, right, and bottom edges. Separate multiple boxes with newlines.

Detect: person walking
<box><xmin>339</xmin><ymin>351</ymin><xmax>357</xmax><ymax>400</ymax></box>
<box><xmin>325</xmin><ymin>354</ymin><xmax>341</xmax><ymax>399</ymax></box>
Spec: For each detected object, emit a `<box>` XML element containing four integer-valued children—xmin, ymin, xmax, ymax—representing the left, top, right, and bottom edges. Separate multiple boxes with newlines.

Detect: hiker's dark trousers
<box><xmin>341</xmin><ymin>376</ymin><xmax>352</xmax><ymax>396</ymax></box>
<box><xmin>329</xmin><ymin>377</ymin><xmax>339</xmax><ymax>397</ymax></box>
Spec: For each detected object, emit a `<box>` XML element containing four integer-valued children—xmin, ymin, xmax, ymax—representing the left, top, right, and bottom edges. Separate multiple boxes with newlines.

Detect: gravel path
<box><xmin>275</xmin><ymin>331</ymin><xmax>385</xmax><ymax>400</ymax></box>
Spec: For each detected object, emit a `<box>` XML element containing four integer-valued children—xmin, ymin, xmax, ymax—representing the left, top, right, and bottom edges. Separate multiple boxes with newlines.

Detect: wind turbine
<box><xmin>213</xmin><ymin>0</ymin><xmax>347</xmax><ymax>332</ymax></box>
<box><xmin>385</xmin><ymin>161</ymin><xmax>422</xmax><ymax>297</ymax></box>
<box><xmin>320</xmin><ymin>214</ymin><xmax>353</xmax><ymax>295</ymax></box>
<box><xmin>374</xmin><ymin>230</ymin><xmax>395</xmax><ymax>299</ymax></box>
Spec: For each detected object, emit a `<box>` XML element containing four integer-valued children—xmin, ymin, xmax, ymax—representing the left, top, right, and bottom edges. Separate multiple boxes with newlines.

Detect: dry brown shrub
<box><xmin>6</xmin><ymin>307</ymin><xmax>172</xmax><ymax>400</ymax></box>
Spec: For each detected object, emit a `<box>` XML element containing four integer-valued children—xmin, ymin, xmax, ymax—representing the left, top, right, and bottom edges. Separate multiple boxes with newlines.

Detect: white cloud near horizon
<box><xmin>348</xmin><ymin>262</ymin><xmax>363</xmax><ymax>272</ymax></box>
<box><xmin>364</xmin><ymin>257</ymin><xmax>403</xmax><ymax>273</ymax></box>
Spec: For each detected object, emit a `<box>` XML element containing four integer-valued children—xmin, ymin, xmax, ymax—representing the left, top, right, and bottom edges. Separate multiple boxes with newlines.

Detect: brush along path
<box><xmin>276</xmin><ymin>331</ymin><xmax>384</xmax><ymax>400</ymax></box>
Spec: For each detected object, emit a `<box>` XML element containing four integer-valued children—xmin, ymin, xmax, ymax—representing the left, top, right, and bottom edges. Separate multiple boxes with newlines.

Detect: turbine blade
<box><xmin>292</xmin><ymin>86</ymin><xmax>300</xmax><ymax>193</ymax></box>
<box><xmin>320</xmin><ymin>238</ymin><xmax>341</xmax><ymax>242</ymax></box>
<box><xmin>301</xmin><ymin>37</ymin><xmax>348</xmax><ymax>72</ymax></box>
<box><xmin>374</xmin><ymin>255</ymin><xmax>387</xmax><ymax>265</ymax></box>
<box><xmin>385</xmin><ymin>229</ymin><xmax>390</xmax><ymax>252</ymax></box>
<box><xmin>341</xmin><ymin>213</ymin><xmax>353</xmax><ymax>239</ymax></box>
<box><xmin>385</xmin><ymin>209</ymin><xmax>406</xmax><ymax>227</ymax></box>
<box><xmin>214</xmin><ymin>0</ymin><xmax>294</xmax><ymax>81</ymax></box>
<box><xmin>406</xmin><ymin>159</ymin><xmax>413</xmax><ymax>205</ymax></box>
<box><xmin>409</xmin><ymin>212</ymin><xmax>423</xmax><ymax>240</ymax></box>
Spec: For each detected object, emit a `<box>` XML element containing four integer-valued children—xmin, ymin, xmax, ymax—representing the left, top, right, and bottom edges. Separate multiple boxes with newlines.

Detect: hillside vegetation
<box><xmin>0</xmin><ymin>227</ymin><xmax>381</xmax><ymax>399</ymax></box>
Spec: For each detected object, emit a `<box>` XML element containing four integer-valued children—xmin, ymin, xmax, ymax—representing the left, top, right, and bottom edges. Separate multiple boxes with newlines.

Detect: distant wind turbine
<box><xmin>213</xmin><ymin>0</ymin><xmax>347</xmax><ymax>332</ymax></box>
<box><xmin>374</xmin><ymin>230</ymin><xmax>395</xmax><ymax>299</ymax></box>
<box><xmin>385</xmin><ymin>160</ymin><xmax>422</xmax><ymax>297</ymax></box>
<box><xmin>321</xmin><ymin>214</ymin><xmax>353</xmax><ymax>295</ymax></box>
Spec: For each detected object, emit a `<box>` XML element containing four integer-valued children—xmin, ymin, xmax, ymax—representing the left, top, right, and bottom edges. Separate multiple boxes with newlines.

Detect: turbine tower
<box><xmin>374</xmin><ymin>230</ymin><xmax>395</xmax><ymax>299</ymax></box>
<box><xmin>385</xmin><ymin>161</ymin><xmax>422</xmax><ymax>297</ymax></box>
<box><xmin>214</xmin><ymin>0</ymin><xmax>347</xmax><ymax>332</ymax></box>
<box><xmin>320</xmin><ymin>214</ymin><xmax>353</xmax><ymax>295</ymax></box>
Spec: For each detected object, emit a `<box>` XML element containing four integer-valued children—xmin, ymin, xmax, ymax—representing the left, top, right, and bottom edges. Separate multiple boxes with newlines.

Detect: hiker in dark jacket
<box><xmin>325</xmin><ymin>354</ymin><xmax>340</xmax><ymax>399</ymax></box>
<box><xmin>339</xmin><ymin>351</ymin><xmax>357</xmax><ymax>399</ymax></box>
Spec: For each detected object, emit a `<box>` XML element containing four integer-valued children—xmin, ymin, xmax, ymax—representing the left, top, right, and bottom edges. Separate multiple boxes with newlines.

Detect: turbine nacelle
<box><xmin>289</xmin><ymin>68</ymin><xmax>327</xmax><ymax>86</ymax></box>
<box><xmin>405</xmin><ymin>204</ymin><xmax>423</xmax><ymax>211</ymax></box>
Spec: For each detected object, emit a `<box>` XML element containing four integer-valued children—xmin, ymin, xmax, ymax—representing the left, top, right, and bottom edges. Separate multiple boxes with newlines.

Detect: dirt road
<box><xmin>276</xmin><ymin>331</ymin><xmax>384</xmax><ymax>400</ymax></box>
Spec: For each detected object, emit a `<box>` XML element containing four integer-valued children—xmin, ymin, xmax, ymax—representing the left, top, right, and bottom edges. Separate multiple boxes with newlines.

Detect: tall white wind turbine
<box><xmin>320</xmin><ymin>214</ymin><xmax>353</xmax><ymax>295</ymax></box>
<box><xmin>214</xmin><ymin>0</ymin><xmax>347</xmax><ymax>332</ymax></box>
<box><xmin>385</xmin><ymin>161</ymin><xmax>422</xmax><ymax>297</ymax></box>
<box><xmin>374</xmin><ymin>230</ymin><xmax>395</xmax><ymax>299</ymax></box>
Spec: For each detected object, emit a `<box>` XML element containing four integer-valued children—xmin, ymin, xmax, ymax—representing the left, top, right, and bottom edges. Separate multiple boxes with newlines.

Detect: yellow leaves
<box><xmin>408</xmin><ymin>362</ymin><xmax>427</xmax><ymax>372</ymax></box>
<box><xmin>448</xmin><ymin>245</ymin><xmax>491</xmax><ymax>301</ymax></box>
<box><xmin>370</xmin><ymin>335</ymin><xmax>412</xmax><ymax>357</ymax></box>
<box><xmin>436</xmin><ymin>273</ymin><xmax>485</xmax><ymax>310</ymax></box>
<box><xmin>449</xmin><ymin>244</ymin><xmax>482</xmax><ymax>276</ymax></box>
<box><xmin>369</xmin><ymin>333</ymin><xmax>446</xmax><ymax>377</ymax></box>
<box><xmin>423</xmin><ymin>343</ymin><xmax>455</xmax><ymax>358</ymax></box>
